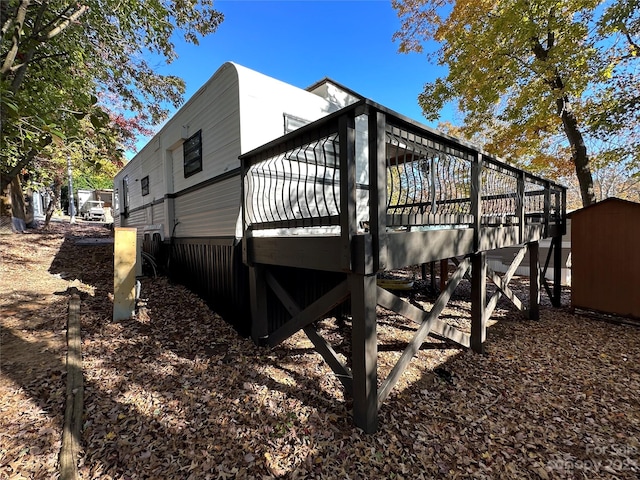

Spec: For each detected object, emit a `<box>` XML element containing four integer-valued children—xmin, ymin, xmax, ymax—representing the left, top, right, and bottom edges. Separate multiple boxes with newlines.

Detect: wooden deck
<box><xmin>240</xmin><ymin>100</ymin><xmax>566</xmax><ymax>432</ymax></box>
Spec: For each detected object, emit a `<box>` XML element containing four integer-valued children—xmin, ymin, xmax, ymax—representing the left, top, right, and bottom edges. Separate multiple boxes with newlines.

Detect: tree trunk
<box><xmin>0</xmin><ymin>174</ymin><xmax>12</xmax><ymax>233</ymax></box>
<box><xmin>43</xmin><ymin>176</ymin><xmax>62</xmax><ymax>229</ymax></box>
<box><xmin>9</xmin><ymin>175</ymin><xmax>27</xmax><ymax>231</ymax></box>
<box><xmin>557</xmin><ymin>95</ymin><xmax>596</xmax><ymax>207</ymax></box>
<box><xmin>531</xmin><ymin>32</ymin><xmax>597</xmax><ymax>208</ymax></box>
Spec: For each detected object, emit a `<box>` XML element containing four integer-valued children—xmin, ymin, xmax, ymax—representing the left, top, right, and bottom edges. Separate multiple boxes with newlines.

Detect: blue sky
<box><xmin>149</xmin><ymin>0</ymin><xmax>454</xmax><ymax>134</ymax></box>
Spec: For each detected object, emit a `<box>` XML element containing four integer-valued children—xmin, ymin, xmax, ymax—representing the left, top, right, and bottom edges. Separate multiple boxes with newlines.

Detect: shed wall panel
<box><xmin>571</xmin><ymin>199</ymin><xmax>640</xmax><ymax>318</ymax></box>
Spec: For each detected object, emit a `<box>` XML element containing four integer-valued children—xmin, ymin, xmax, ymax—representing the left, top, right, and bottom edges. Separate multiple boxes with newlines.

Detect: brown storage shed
<box><xmin>571</xmin><ymin>198</ymin><xmax>640</xmax><ymax>319</ymax></box>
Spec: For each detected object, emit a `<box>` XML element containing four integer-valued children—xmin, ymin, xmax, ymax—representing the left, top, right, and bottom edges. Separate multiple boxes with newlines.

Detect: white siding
<box><xmin>142</xmin><ymin>145</ymin><xmax>165</xmax><ymax>203</ymax></box>
<box><xmin>122</xmin><ymin>208</ymin><xmax>147</xmax><ymax>228</ymax></box>
<box><xmin>171</xmin><ymin>146</ymin><xmax>184</xmax><ymax>192</ymax></box>
<box><xmin>167</xmin><ymin>64</ymin><xmax>241</xmax><ymax>193</ymax></box>
<box><xmin>150</xmin><ymin>203</ymin><xmax>165</xmax><ymax>226</ymax></box>
<box><xmin>116</xmin><ymin>63</ymin><xmax>240</xmax><ymax>185</ymax></box>
<box><xmin>173</xmin><ymin>176</ymin><xmax>240</xmax><ymax>237</ymax></box>
<box><xmin>235</xmin><ymin>64</ymin><xmax>339</xmax><ymax>153</ymax></box>
<box><xmin>113</xmin><ymin>159</ymin><xmax>142</xmax><ymax>215</ymax></box>
<box><xmin>115</xmin><ymin>63</ymin><xmax>242</xmax><ymax>237</ymax></box>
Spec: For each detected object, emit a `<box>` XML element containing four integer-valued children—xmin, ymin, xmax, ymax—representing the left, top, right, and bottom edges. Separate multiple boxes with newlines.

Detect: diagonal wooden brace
<box><xmin>266</xmin><ymin>274</ymin><xmax>350</xmax><ymax>347</ymax></box>
<box><xmin>263</xmin><ymin>270</ymin><xmax>354</xmax><ymax>392</ymax></box>
<box><xmin>376</xmin><ymin>287</ymin><xmax>471</xmax><ymax>349</ymax></box>
<box><xmin>303</xmin><ymin>325</ymin><xmax>353</xmax><ymax>395</ymax></box>
<box><xmin>485</xmin><ymin>245</ymin><xmax>528</xmax><ymax>318</ymax></box>
<box><xmin>377</xmin><ymin>258</ymin><xmax>471</xmax><ymax>406</ymax></box>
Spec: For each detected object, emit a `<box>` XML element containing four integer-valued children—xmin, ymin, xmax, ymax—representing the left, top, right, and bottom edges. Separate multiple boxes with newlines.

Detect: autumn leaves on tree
<box><xmin>393</xmin><ymin>0</ymin><xmax>639</xmax><ymax>207</ymax></box>
<box><xmin>0</xmin><ymin>0</ymin><xmax>224</xmax><ymax>220</ymax></box>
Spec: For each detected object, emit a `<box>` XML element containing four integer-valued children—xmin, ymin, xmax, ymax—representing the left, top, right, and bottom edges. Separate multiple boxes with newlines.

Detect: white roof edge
<box><xmin>127</xmin><ymin>62</ymin><xmax>241</xmax><ymax>160</ymax></box>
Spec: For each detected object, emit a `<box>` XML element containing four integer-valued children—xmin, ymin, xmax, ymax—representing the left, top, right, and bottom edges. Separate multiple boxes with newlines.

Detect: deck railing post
<box><xmin>517</xmin><ymin>172</ymin><xmax>525</xmax><ymax>244</ymax></box>
<box><xmin>551</xmin><ymin>187</ymin><xmax>566</xmax><ymax>308</ymax></box>
<box><xmin>471</xmin><ymin>153</ymin><xmax>483</xmax><ymax>252</ymax></box>
<box><xmin>339</xmin><ymin>113</ymin><xmax>357</xmax><ymax>271</ymax></box>
<box><xmin>240</xmin><ymin>159</ymin><xmax>249</xmax><ymax>266</ymax></box>
<box><xmin>561</xmin><ymin>187</ymin><xmax>567</xmax><ymax>235</ymax></box>
<box><xmin>543</xmin><ymin>181</ymin><xmax>551</xmax><ymax>237</ymax></box>
<box><xmin>368</xmin><ymin>109</ymin><xmax>387</xmax><ymax>272</ymax></box>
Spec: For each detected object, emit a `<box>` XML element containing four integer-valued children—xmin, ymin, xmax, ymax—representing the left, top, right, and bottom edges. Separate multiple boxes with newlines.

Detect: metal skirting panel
<box><xmin>142</xmin><ymin>232</ymin><xmax>166</xmax><ymax>266</ymax></box>
<box><xmin>169</xmin><ymin>239</ymin><xmax>251</xmax><ymax>336</ymax></box>
<box><xmin>168</xmin><ymin>239</ymin><xmax>348</xmax><ymax>336</ymax></box>
<box><xmin>264</xmin><ymin>266</ymin><xmax>349</xmax><ymax>334</ymax></box>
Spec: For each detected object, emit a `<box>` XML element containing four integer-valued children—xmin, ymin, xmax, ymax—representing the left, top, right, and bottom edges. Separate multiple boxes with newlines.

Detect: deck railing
<box><xmin>240</xmin><ymin>100</ymin><xmax>566</xmax><ymax>243</ymax></box>
<box><xmin>243</xmin><ymin>137</ymin><xmax>341</xmax><ymax>231</ymax></box>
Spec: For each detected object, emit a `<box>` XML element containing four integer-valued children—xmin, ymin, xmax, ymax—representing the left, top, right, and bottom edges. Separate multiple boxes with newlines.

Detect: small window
<box><xmin>183</xmin><ymin>130</ymin><xmax>202</xmax><ymax>178</ymax></box>
<box><xmin>284</xmin><ymin>113</ymin><xmax>310</xmax><ymax>134</ymax></box>
<box><xmin>141</xmin><ymin>176</ymin><xmax>149</xmax><ymax>196</ymax></box>
<box><xmin>122</xmin><ymin>176</ymin><xmax>130</xmax><ymax>218</ymax></box>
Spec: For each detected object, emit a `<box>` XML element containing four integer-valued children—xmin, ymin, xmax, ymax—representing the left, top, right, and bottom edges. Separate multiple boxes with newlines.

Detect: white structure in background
<box><xmin>77</xmin><ymin>189</ymin><xmax>114</xmax><ymax>222</ymax></box>
<box><xmin>486</xmin><ymin>219</ymin><xmax>572</xmax><ymax>286</ymax></box>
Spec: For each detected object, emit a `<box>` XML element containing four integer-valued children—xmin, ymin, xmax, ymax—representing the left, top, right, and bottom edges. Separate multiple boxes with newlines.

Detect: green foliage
<box><xmin>393</xmin><ymin>0</ymin><xmax>639</xmax><ymax>206</ymax></box>
<box><xmin>1</xmin><ymin>0</ymin><xmax>223</xmax><ymax>186</ymax></box>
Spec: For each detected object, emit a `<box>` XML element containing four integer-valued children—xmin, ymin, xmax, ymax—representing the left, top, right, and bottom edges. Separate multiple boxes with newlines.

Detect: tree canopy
<box><xmin>393</xmin><ymin>0</ymin><xmax>639</xmax><ymax>207</ymax></box>
<box><xmin>1</xmin><ymin>0</ymin><xmax>223</xmax><ymax>196</ymax></box>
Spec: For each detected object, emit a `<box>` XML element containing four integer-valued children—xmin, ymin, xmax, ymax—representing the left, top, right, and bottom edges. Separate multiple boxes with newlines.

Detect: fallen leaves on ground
<box><xmin>1</xmin><ymin>222</ymin><xmax>639</xmax><ymax>479</ymax></box>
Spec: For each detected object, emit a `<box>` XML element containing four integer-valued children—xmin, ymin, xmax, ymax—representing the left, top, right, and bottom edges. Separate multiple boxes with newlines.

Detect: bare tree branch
<box><xmin>32</xmin><ymin>3</ymin><xmax>76</xmax><ymax>40</ymax></box>
<box><xmin>44</xmin><ymin>5</ymin><xmax>88</xmax><ymax>41</ymax></box>
<box><xmin>0</xmin><ymin>0</ymin><xmax>30</xmax><ymax>78</ymax></box>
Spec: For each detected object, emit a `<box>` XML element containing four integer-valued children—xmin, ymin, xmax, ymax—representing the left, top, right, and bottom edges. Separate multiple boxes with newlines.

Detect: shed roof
<box><xmin>568</xmin><ymin>197</ymin><xmax>640</xmax><ymax>218</ymax></box>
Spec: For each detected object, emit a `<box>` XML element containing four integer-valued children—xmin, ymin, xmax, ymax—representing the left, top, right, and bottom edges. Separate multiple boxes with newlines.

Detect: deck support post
<box><xmin>249</xmin><ymin>265</ymin><xmax>269</xmax><ymax>343</ymax></box>
<box><xmin>552</xmin><ymin>234</ymin><xmax>562</xmax><ymax>307</ymax></box>
<box><xmin>349</xmin><ymin>272</ymin><xmax>378</xmax><ymax>433</ymax></box>
<box><xmin>528</xmin><ymin>241</ymin><xmax>541</xmax><ymax>320</ymax></box>
<box><xmin>440</xmin><ymin>258</ymin><xmax>449</xmax><ymax>291</ymax></box>
<box><xmin>470</xmin><ymin>252</ymin><xmax>487</xmax><ymax>353</ymax></box>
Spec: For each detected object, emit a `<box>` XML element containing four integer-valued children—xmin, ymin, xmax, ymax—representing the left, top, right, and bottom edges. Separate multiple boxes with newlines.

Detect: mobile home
<box><xmin>114</xmin><ymin>62</ymin><xmax>360</xmax><ymax>332</ymax></box>
<box><xmin>114</xmin><ymin>62</ymin><xmax>566</xmax><ymax>431</ymax></box>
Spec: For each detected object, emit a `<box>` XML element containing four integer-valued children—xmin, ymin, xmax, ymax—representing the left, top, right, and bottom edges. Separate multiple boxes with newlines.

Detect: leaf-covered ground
<box><xmin>1</xmin><ymin>222</ymin><xmax>639</xmax><ymax>479</ymax></box>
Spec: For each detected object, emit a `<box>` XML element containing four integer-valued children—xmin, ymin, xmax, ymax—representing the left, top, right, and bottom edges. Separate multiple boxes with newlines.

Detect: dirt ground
<box><xmin>1</xmin><ymin>221</ymin><xmax>639</xmax><ymax>479</ymax></box>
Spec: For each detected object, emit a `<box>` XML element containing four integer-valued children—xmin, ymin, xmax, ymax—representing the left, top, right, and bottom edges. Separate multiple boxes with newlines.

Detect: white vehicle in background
<box><xmin>82</xmin><ymin>200</ymin><xmax>106</xmax><ymax>222</ymax></box>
